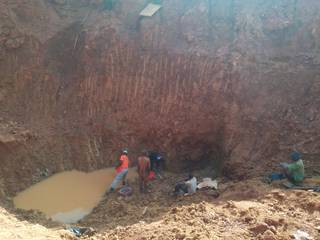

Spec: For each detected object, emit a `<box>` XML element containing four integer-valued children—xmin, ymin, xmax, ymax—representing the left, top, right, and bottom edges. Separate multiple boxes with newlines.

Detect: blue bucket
<box><xmin>119</xmin><ymin>186</ymin><xmax>133</xmax><ymax>196</ymax></box>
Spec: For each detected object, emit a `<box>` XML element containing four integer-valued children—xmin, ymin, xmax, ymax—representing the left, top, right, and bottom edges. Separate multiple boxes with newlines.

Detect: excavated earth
<box><xmin>1</xmin><ymin>174</ymin><xmax>320</xmax><ymax>240</ymax></box>
<box><xmin>0</xmin><ymin>0</ymin><xmax>320</xmax><ymax>239</ymax></box>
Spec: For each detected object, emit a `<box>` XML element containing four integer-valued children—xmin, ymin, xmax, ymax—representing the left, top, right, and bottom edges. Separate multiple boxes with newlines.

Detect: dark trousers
<box><xmin>174</xmin><ymin>182</ymin><xmax>188</xmax><ymax>195</ymax></box>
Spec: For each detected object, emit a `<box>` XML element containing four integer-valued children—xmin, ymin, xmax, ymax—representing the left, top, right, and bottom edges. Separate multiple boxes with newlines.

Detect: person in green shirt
<box><xmin>280</xmin><ymin>152</ymin><xmax>305</xmax><ymax>184</ymax></box>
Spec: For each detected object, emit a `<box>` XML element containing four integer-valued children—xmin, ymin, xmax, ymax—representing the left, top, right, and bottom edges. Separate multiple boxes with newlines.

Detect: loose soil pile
<box><xmin>0</xmin><ymin>206</ymin><xmax>71</xmax><ymax>240</ymax></box>
<box><xmin>2</xmin><ymin>172</ymin><xmax>319</xmax><ymax>240</ymax></box>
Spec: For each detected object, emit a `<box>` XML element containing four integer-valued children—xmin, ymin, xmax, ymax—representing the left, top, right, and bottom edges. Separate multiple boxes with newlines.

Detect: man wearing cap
<box><xmin>280</xmin><ymin>151</ymin><xmax>305</xmax><ymax>184</ymax></box>
<box><xmin>109</xmin><ymin>149</ymin><xmax>130</xmax><ymax>192</ymax></box>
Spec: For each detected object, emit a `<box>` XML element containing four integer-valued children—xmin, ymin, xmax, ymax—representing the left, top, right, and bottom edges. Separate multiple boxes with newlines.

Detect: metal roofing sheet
<box><xmin>140</xmin><ymin>3</ymin><xmax>162</xmax><ymax>17</ymax></box>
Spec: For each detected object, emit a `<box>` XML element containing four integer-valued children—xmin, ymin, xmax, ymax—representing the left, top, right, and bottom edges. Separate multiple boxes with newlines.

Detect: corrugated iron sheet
<box><xmin>140</xmin><ymin>3</ymin><xmax>162</xmax><ymax>17</ymax></box>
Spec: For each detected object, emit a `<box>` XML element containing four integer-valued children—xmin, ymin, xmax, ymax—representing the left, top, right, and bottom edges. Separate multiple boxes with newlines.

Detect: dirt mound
<box><xmin>77</xmin><ymin>176</ymin><xmax>319</xmax><ymax>240</ymax></box>
<box><xmin>1</xmin><ymin>174</ymin><xmax>319</xmax><ymax>239</ymax></box>
<box><xmin>0</xmin><ymin>206</ymin><xmax>74</xmax><ymax>240</ymax></box>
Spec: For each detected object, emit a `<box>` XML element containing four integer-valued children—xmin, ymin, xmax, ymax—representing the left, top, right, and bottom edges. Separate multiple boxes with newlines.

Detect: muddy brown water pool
<box><xmin>13</xmin><ymin>168</ymin><xmax>137</xmax><ymax>224</ymax></box>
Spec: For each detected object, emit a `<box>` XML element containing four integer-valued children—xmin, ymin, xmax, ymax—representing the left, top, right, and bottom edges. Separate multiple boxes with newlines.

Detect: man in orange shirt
<box><xmin>109</xmin><ymin>149</ymin><xmax>129</xmax><ymax>192</ymax></box>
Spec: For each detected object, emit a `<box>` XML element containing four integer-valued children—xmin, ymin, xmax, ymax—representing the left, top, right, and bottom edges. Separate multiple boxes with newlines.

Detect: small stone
<box><xmin>4</xmin><ymin>36</ymin><xmax>25</xmax><ymax>49</ymax></box>
<box><xmin>261</xmin><ymin>230</ymin><xmax>276</xmax><ymax>240</ymax></box>
<box><xmin>249</xmin><ymin>223</ymin><xmax>269</xmax><ymax>235</ymax></box>
<box><xmin>175</xmin><ymin>233</ymin><xmax>186</xmax><ymax>240</ymax></box>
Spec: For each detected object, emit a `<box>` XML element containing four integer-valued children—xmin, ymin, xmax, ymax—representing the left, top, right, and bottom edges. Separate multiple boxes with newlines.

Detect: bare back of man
<box><xmin>137</xmin><ymin>155</ymin><xmax>151</xmax><ymax>193</ymax></box>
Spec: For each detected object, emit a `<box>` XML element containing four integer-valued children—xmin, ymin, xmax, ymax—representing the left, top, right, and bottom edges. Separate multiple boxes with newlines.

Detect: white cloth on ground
<box><xmin>197</xmin><ymin>178</ymin><xmax>218</xmax><ymax>190</ymax></box>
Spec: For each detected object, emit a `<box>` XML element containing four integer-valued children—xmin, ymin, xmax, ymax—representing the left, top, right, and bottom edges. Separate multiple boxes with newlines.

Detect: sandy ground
<box><xmin>1</xmin><ymin>173</ymin><xmax>320</xmax><ymax>240</ymax></box>
<box><xmin>0</xmin><ymin>206</ymin><xmax>73</xmax><ymax>240</ymax></box>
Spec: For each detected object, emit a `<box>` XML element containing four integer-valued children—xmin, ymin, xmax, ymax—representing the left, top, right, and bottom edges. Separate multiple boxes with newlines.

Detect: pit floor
<box><xmin>3</xmin><ymin>171</ymin><xmax>320</xmax><ymax>240</ymax></box>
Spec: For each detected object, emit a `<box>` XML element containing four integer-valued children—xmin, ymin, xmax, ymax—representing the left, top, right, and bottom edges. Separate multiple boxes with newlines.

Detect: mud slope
<box><xmin>1</xmin><ymin>0</ymin><xmax>320</xmax><ymax>193</ymax></box>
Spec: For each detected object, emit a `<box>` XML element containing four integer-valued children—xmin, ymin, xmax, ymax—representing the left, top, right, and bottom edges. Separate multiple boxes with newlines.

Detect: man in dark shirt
<box><xmin>148</xmin><ymin>151</ymin><xmax>164</xmax><ymax>179</ymax></box>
